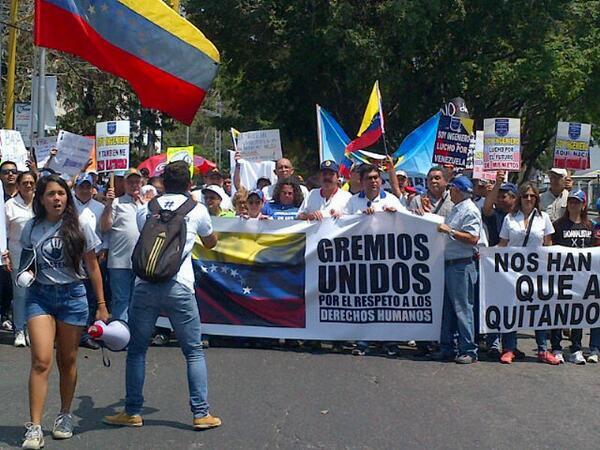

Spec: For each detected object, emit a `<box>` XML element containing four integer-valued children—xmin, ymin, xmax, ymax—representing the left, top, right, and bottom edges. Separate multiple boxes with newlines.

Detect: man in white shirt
<box><xmin>104</xmin><ymin>160</ymin><xmax>221</xmax><ymax>431</ymax></box>
<box><xmin>297</xmin><ymin>160</ymin><xmax>351</xmax><ymax>220</ymax></box>
<box><xmin>540</xmin><ymin>167</ymin><xmax>568</xmax><ymax>222</ymax></box>
<box><xmin>100</xmin><ymin>169</ymin><xmax>144</xmax><ymax>322</ymax></box>
<box><xmin>74</xmin><ymin>173</ymin><xmax>106</xmax><ymax>349</ymax></box>
<box><xmin>344</xmin><ymin>164</ymin><xmax>406</xmax><ymax>215</ymax></box>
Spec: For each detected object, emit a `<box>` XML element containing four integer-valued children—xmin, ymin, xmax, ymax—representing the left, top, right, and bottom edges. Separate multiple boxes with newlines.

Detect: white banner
<box><xmin>13</xmin><ymin>102</ymin><xmax>32</xmax><ymax>148</ymax></box>
<box><xmin>483</xmin><ymin>118</ymin><xmax>521</xmax><ymax>171</ymax></box>
<box><xmin>32</xmin><ymin>136</ymin><xmax>57</xmax><ymax>167</ymax></box>
<box><xmin>0</xmin><ymin>129</ymin><xmax>29</xmax><ymax>171</ymax></box>
<box><xmin>186</xmin><ymin>212</ymin><xmax>446</xmax><ymax>341</ymax></box>
<box><xmin>96</xmin><ymin>120</ymin><xmax>130</xmax><ymax>172</ymax></box>
<box><xmin>472</xmin><ymin>131</ymin><xmax>496</xmax><ymax>181</ymax></box>
<box><xmin>479</xmin><ymin>246</ymin><xmax>600</xmax><ymax>333</ymax></box>
<box><xmin>51</xmin><ymin>131</ymin><xmax>94</xmax><ymax>177</ymax></box>
<box><xmin>236</xmin><ymin>129</ymin><xmax>283</xmax><ymax>163</ymax></box>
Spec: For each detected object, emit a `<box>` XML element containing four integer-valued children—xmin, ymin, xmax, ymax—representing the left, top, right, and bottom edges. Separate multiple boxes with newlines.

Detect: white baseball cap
<box><xmin>202</xmin><ymin>184</ymin><xmax>227</xmax><ymax>200</ymax></box>
<box><xmin>549</xmin><ymin>168</ymin><xmax>568</xmax><ymax>177</ymax></box>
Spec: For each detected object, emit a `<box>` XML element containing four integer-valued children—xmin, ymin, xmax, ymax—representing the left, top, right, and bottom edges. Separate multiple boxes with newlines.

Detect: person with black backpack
<box><xmin>103</xmin><ymin>161</ymin><xmax>221</xmax><ymax>430</ymax></box>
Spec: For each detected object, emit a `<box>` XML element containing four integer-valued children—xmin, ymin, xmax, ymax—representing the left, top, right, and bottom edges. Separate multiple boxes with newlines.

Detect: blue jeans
<box><xmin>125</xmin><ymin>280</ymin><xmax>210</xmax><ymax>418</ymax></box>
<box><xmin>109</xmin><ymin>268</ymin><xmax>136</xmax><ymax>322</ymax></box>
<box><xmin>440</xmin><ymin>260</ymin><xmax>478</xmax><ymax>358</ymax></box>
<box><xmin>590</xmin><ymin>328</ymin><xmax>600</xmax><ymax>352</ymax></box>
<box><xmin>10</xmin><ymin>270</ymin><xmax>27</xmax><ymax>332</ymax></box>
<box><xmin>503</xmin><ymin>330</ymin><xmax>549</xmax><ymax>352</ymax></box>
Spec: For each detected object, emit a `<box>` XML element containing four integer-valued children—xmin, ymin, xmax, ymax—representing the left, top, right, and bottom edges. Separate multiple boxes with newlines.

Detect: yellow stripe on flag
<box><xmin>193</xmin><ymin>232</ymin><xmax>305</xmax><ymax>265</ymax></box>
<box><xmin>117</xmin><ymin>0</ymin><xmax>220</xmax><ymax>63</ymax></box>
<box><xmin>358</xmin><ymin>80</ymin><xmax>382</xmax><ymax>136</ymax></box>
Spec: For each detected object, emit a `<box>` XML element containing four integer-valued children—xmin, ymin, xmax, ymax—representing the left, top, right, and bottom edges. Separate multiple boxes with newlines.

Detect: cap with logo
<box><xmin>320</xmin><ymin>160</ymin><xmax>339</xmax><ymax>173</ymax></box>
<box><xmin>75</xmin><ymin>173</ymin><xmax>95</xmax><ymax>187</ymax></box>
<box><xmin>568</xmin><ymin>189</ymin><xmax>586</xmax><ymax>203</ymax></box>
<box><xmin>248</xmin><ymin>189</ymin><xmax>265</xmax><ymax>201</ymax></box>
<box><xmin>202</xmin><ymin>184</ymin><xmax>226</xmax><ymax>200</ymax></box>
<box><xmin>124</xmin><ymin>168</ymin><xmax>141</xmax><ymax>179</ymax></box>
<box><xmin>499</xmin><ymin>182</ymin><xmax>518</xmax><ymax>195</ymax></box>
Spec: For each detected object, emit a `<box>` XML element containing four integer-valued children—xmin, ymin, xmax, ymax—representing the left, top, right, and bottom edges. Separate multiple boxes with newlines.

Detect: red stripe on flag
<box><xmin>35</xmin><ymin>0</ymin><xmax>206</xmax><ymax>124</ymax></box>
<box><xmin>345</xmin><ymin>128</ymin><xmax>383</xmax><ymax>154</ymax></box>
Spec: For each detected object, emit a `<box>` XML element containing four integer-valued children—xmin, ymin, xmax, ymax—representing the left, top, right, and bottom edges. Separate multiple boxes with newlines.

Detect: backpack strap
<box><xmin>174</xmin><ymin>197</ymin><xmax>197</xmax><ymax>217</ymax></box>
<box><xmin>148</xmin><ymin>197</ymin><xmax>161</xmax><ymax>214</ymax></box>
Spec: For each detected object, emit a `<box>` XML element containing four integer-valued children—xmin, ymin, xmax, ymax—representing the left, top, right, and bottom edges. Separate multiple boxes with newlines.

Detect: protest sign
<box><xmin>553</xmin><ymin>121</ymin><xmax>591</xmax><ymax>170</ymax></box>
<box><xmin>479</xmin><ymin>246</ymin><xmax>600</xmax><ymax>333</ymax></box>
<box><xmin>50</xmin><ymin>131</ymin><xmax>94</xmax><ymax>177</ymax></box>
<box><xmin>483</xmin><ymin>118</ymin><xmax>520</xmax><ymax>171</ymax></box>
<box><xmin>181</xmin><ymin>213</ymin><xmax>446</xmax><ymax>341</ymax></box>
<box><xmin>236</xmin><ymin>129</ymin><xmax>283</xmax><ymax>163</ymax></box>
<box><xmin>32</xmin><ymin>136</ymin><xmax>57</xmax><ymax>167</ymax></box>
<box><xmin>432</xmin><ymin>115</ymin><xmax>474</xmax><ymax>167</ymax></box>
<box><xmin>96</xmin><ymin>121</ymin><xmax>130</xmax><ymax>172</ymax></box>
<box><xmin>472</xmin><ymin>131</ymin><xmax>497</xmax><ymax>181</ymax></box>
<box><xmin>31</xmin><ymin>75</ymin><xmax>57</xmax><ymax>131</ymax></box>
<box><xmin>0</xmin><ymin>130</ymin><xmax>29</xmax><ymax>171</ymax></box>
<box><xmin>14</xmin><ymin>102</ymin><xmax>32</xmax><ymax>148</ymax></box>
<box><xmin>167</xmin><ymin>146</ymin><xmax>194</xmax><ymax>176</ymax></box>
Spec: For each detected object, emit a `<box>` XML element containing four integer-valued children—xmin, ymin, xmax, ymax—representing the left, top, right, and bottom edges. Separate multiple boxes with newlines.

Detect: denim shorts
<box><xmin>26</xmin><ymin>281</ymin><xmax>89</xmax><ymax>326</ymax></box>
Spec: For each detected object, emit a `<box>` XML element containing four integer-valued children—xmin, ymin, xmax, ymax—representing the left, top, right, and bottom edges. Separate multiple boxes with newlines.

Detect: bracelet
<box><xmin>97</xmin><ymin>301</ymin><xmax>107</xmax><ymax>306</ymax></box>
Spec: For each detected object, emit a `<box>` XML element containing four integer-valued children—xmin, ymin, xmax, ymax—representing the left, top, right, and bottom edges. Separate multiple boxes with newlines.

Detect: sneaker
<box><xmin>192</xmin><ymin>413</ymin><xmax>222</xmax><ymax>430</ymax></box>
<box><xmin>2</xmin><ymin>319</ymin><xmax>13</xmax><ymax>332</ymax></box>
<box><xmin>552</xmin><ymin>350</ymin><xmax>565</xmax><ymax>364</ymax></box>
<box><xmin>102</xmin><ymin>411</ymin><xmax>143</xmax><ymax>427</ymax></box>
<box><xmin>52</xmin><ymin>413</ymin><xmax>74</xmax><ymax>439</ymax></box>
<box><xmin>587</xmin><ymin>350</ymin><xmax>599</xmax><ymax>363</ymax></box>
<box><xmin>383</xmin><ymin>344</ymin><xmax>399</xmax><ymax>357</ymax></box>
<box><xmin>455</xmin><ymin>354</ymin><xmax>476</xmax><ymax>364</ymax></box>
<box><xmin>487</xmin><ymin>348</ymin><xmax>501</xmax><ymax>360</ymax></box>
<box><xmin>151</xmin><ymin>334</ymin><xmax>169</xmax><ymax>346</ymax></box>
<box><xmin>351</xmin><ymin>347</ymin><xmax>367</xmax><ymax>356</ymax></box>
<box><xmin>538</xmin><ymin>351</ymin><xmax>560</xmax><ymax>365</ymax></box>
<box><xmin>22</xmin><ymin>423</ymin><xmax>44</xmax><ymax>449</ymax></box>
<box><xmin>407</xmin><ymin>340</ymin><xmax>417</xmax><ymax>347</ymax></box>
<box><xmin>14</xmin><ymin>330</ymin><xmax>27</xmax><ymax>348</ymax></box>
<box><xmin>569</xmin><ymin>350</ymin><xmax>586</xmax><ymax>365</ymax></box>
<box><xmin>500</xmin><ymin>350</ymin><xmax>515</xmax><ymax>364</ymax></box>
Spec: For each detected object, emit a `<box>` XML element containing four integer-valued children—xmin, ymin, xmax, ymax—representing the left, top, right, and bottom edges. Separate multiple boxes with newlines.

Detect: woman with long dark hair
<box><xmin>497</xmin><ymin>182</ymin><xmax>559</xmax><ymax>365</ymax></box>
<box><xmin>21</xmin><ymin>175</ymin><xmax>108</xmax><ymax>449</ymax></box>
<box><xmin>262</xmin><ymin>177</ymin><xmax>304</xmax><ymax>220</ymax></box>
<box><xmin>3</xmin><ymin>171</ymin><xmax>37</xmax><ymax>347</ymax></box>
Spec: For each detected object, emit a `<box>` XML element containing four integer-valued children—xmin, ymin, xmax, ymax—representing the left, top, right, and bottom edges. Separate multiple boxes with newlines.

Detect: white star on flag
<box><xmin>200</xmin><ymin>265</ymin><xmax>208</xmax><ymax>273</ymax></box>
<box><xmin>210</xmin><ymin>264</ymin><xmax>218</xmax><ymax>272</ymax></box>
<box><xmin>243</xmin><ymin>287</ymin><xmax>252</xmax><ymax>295</ymax></box>
<box><xmin>230</xmin><ymin>269</ymin><xmax>239</xmax><ymax>277</ymax></box>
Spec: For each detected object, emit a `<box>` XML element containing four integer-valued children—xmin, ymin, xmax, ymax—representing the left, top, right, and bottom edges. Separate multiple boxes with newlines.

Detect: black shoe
<box><xmin>487</xmin><ymin>348</ymin><xmax>501</xmax><ymax>360</ymax></box>
<box><xmin>514</xmin><ymin>348</ymin><xmax>526</xmax><ymax>360</ymax></box>
<box><xmin>430</xmin><ymin>351</ymin><xmax>455</xmax><ymax>362</ymax></box>
<box><xmin>80</xmin><ymin>336</ymin><xmax>100</xmax><ymax>350</ymax></box>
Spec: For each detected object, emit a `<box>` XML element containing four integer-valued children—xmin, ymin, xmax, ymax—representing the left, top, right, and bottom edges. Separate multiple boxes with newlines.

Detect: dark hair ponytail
<box><xmin>33</xmin><ymin>175</ymin><xmax>86</xmax><ymax>274</ymax></box>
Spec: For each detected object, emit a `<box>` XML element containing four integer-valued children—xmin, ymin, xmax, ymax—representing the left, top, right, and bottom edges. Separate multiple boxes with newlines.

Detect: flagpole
<box><xmin>4</xmin><ymin>0</ymin><xmax>19</xmax><ymax>129</ymax></box>
<box><xmin>37</xmin><ymin>48</ymin><xmax>47</xmax><ymax>138</ymax></box>
<box><xmin>316</xmin><ymin>104</ymin><xmax>324</xmax><ymax>163</ymax></box>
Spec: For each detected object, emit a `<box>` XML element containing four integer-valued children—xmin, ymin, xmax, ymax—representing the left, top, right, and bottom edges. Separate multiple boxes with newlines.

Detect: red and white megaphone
<box><xmin>88</xmin><ymin>319</ymin><xmax>130</xmax><ymax>352</ymax></box>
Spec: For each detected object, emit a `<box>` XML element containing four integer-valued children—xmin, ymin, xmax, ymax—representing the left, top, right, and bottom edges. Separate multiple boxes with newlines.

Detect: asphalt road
<box><xmin>1</xmin><ymin>332</ymin><xmax>600</xmax><ymax>450</ymax></box>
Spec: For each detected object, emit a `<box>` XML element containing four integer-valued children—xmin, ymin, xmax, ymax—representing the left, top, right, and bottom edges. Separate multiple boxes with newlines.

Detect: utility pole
<box><xmin>4</xmin><ymin>0</ymin><xmax>19</xmax><ymax>129</ymax></box>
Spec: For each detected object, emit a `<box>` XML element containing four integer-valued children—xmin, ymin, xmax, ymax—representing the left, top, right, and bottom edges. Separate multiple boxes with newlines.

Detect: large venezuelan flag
<box><xmin>192</xmin><ymin>232</ymin><xmax>306</xmax><ymax>328</ymax></box>
<box><xmin>345</xmin><ymin>81</ymin><xmax>385</xmax><ymax>154</ymax></box>
<box><xmin>34</xmin><ymin>0</ymin><xmax>220</xmax><ymax>125</ymax></box>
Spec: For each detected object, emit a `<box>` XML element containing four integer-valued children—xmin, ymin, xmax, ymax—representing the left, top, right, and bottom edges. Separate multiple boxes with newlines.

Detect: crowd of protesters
<box><xmin>0</xmin><ymin>149</ymin><xmax>598</xmax><ymax>448</ymax></box>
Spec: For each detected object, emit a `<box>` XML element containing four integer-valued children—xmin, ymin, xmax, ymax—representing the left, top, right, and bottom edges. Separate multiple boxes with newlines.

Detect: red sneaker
<box><xmin>500</xmin><ymin>350</ymin><xmax>515</xmax><ymax>364</ymax></box>
<box><xmin>537</xmin><ymin>351</ymin><xmax>560</xmax><ymax>365</ymax></box>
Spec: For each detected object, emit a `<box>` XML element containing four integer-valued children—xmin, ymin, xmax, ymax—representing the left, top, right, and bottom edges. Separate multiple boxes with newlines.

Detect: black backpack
<box><xmin>132</xmin><ymin>196</ymin><xmax>197</xmax><ymax>283</ymax></box>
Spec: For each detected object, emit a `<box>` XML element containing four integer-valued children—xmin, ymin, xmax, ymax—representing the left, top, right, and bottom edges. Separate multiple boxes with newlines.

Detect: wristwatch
<box><xmin>449</xmin><ymin>229</ymin><xmax>456</xmax><ymax>240</ymax></box>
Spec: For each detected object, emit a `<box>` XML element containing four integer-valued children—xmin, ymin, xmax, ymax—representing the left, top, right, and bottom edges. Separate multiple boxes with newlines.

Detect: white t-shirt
<box><xmin>263</xmin><ymin>183</ymin><xmax>309</xmax><ymax>202</ymax></box>
<box><xmin>499</xmin><ymin>210</ymin><xmax>554</xmax><ymax>247</ymax></box>
<box><xmin>74</xmin><ymin>195</ymin><xmax>104</xmax><ymax>252</ymax></box>
<box><xmin>344</xmin><ymin>190</ymin><xmax>406</xmax><ymax>215</ymax></box>
<box><xmin>298</xmin><ymin>188</ymin><xmax>352</xmax><ymax>218</ymax></box>
<box><xmin>5</xmin><ymin>195</ymin><xmax>34</xmax><ymax>268</ymax></box>
<box><xmin>107</xmin><ymin>194</ymin><xmax>142</xmax><ymax>269</ymax></box>
<box><xmin>136</xmin><ymin>194</ymin><xmax>213</xmax><ymax>291</ymax></box>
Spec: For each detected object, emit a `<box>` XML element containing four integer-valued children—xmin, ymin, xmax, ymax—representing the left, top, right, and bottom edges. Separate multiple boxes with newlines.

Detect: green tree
<box><xmin>186</xmin><ymin>0</ymin><xmax>600</xmax><ymax>179</ymax></box>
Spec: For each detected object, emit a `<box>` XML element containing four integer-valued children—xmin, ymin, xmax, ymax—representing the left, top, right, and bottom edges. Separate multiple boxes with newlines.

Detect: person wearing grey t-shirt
<box><xmin>20</xmin><ymin>175</ymin><xmax>108</xmax><ymax>449</ymax></box>
<box><xmin>100</xmin><ymin>169</ymin><xmax>144</xmax><ymax>322</ymax></box>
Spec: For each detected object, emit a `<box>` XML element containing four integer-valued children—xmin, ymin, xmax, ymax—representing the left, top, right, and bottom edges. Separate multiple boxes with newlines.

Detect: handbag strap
<box><xmin>522</xmin><ymin>209</ymin><xmax>537</xmax><ymax>247</ymax></box>
<box><xmin>432</xmin><ymin>192</ymin><xmax>448</xmax><ymax>215</ymax></box>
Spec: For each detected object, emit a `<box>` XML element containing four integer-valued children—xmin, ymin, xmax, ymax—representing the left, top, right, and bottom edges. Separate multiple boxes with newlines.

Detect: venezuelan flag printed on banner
<box><xmin>34</xmin><ymin>0</ymin><xmax>220</xmax><ymax>125</ymax></box>
<box><xmin>192</xmin><ymin>232</ymin><xmax>306</xmax><ymax>328</ymax></box>
<box><xmin>345</xmin><ymin>81</ymin><xmax>384</xmax><ymax>154</ymax></box>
